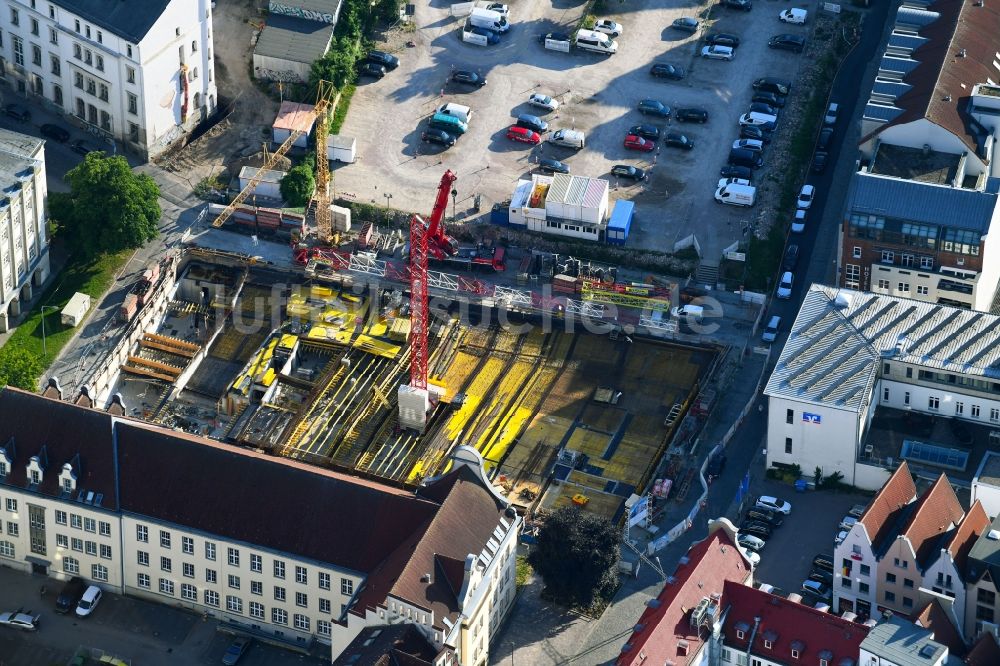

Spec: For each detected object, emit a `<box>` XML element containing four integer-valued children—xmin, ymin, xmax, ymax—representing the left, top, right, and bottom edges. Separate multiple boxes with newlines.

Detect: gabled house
<box><xmin>964</xmin><ymin>512</ymin><xmax>1000</xmax><ymax>642</ymax></box>
<box><xmin>913</xmin><ymin>599</ymin><xmax>968</xmax><ymax>657</ymax></box>
<box><xmin>964</xmin><ymin>631</ymin><xmax>1000</xmax><ymax>666</ymax></box>
<box><xmin>860</xmin><ymin>613</ymin><xmax>950</xmax><ymax>666</ymax></box>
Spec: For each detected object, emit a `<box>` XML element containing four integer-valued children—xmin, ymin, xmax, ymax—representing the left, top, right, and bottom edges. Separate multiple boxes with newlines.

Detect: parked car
<box><xmin>749</xmin><ymin>102</ymin><xmax>779</xmax><ymax>116</ymax></box>
<box><xmin>75</xmin><ymin>585</ymin><xmax>102</xmax><ymax>617</ymax></box>
<box><xmin>818</xmin><ymin>127</ymin><xmax>834</xmax><ymax>150</ymax></box>
<box><xmin>637</xmin><ymin>99</ymin><xmax>671</xmax><ymax>117</ymax></box>
<box><xmin>701</xmin><ymin>45</ymin><xmax>735</xmax><ymax>60</ymax></box>
<box><xmin>848</xmin><ymin>504</ymin><xmax>867</xmax><ymax>519</ymax></box>
<box><xmin>516</xmin><ymin>114</ymin><xmax>549</xmax><ymax>133</ymax></box>
<box><xmin>706</xmin><ymin>453</ymin><xmax>726</xmax><ymax>477</ymax></box>
<box><xmin>761</xmin><ymin>315</ymin><xmax>781</xmax><ymax>343</ymax></box>
<box><xmin>738</xmin><ymin>113</ymin><xmax>776</xmax><ymax>131</ymax></box>
<box><xmin>741</xmin><ymin>521</ymin><xmax>772</xmax><ymax>540</ymax></box>
<box><xmin>824</xmin><ymin>102</ymin><xmax>840</xmax><ymax>125</ymax></box>
<box><xmin>593</xmin><ymin>20</ymin><xmax>623</xmax><ymax>37</ymax></box>
<box><xmin>421</xmin><ymin>128</ymin><xmax>456</xmax><ymax>147</ymax></box>
<box><xmin>791</xmin><ymin>208</ymin><xmax>807</xmax><ymax>233</ymax></box>
<box><xmin>705</xmin><ymin>33</ymin><xmax>741</xmax><ymax>47</ymax></box>
<box><xmin>782</xmin><ymin>244</ymin><xmax>800</xmax><ymax>271</ymax></box>
<box><xmin>0</xmin><ymin>609</ymin><xmax>39</xmax><ymax>631</ymax></box>
<box><xmin>812</xmin><ymin>151</ymin><xmax>828</xmax><ymax>172</ymax></box>
<box><xmin>801</xmin><ymin>579</ymin><xmax>831</xmax><ymax>601</ymax></box>
<box><xmin>718</xmin><ymin>177</ymin><xmax>752</xmax><ymax>189</ymax></box>
<box><xmin>624</xmin><ymin>134</ymin><xmax>655</xmax><ymax>152</ymax></box>
<box><xmin>40</xmin><ymin>124</ymin><xmax>70</xmax><ymax>142</ymax></box>
<box><xmin>611</xmin><ymin>164</ymin><xmax>648</xmax><ymax>181</ymax></box>
<box><xmin>839</xmin><ymin>516</ymin><xmax>859</xmax><ymax>531</ymax></box>
<box><xmin>721</xmin><ymin>0</ymin><xmax>752</xmax><ymax>10</ymax></box>
<box><xmin>506</xmin><ymin>126</ymin><xmax>540</xmax><ymax>144</ymax></box>
<box><xmin>537</xmin><ymin>158</ymin><xmax>570</xmax><ymax>174</ymax></box>
<box><xmin>452</xmin><ymin>70</ymin><xmax>487</xmax><ymax>87</ymax></box>
<box><xmin>797</xmin><ymin>184</ymin><xmax>816</xmax><ymax>209</ymax></box>
<box><xmin>752</xmin><ymin>92</ymin><xmax>785</xmax><ymax>108</ymax></box>
<box><xmin>720</xmin><ymin>165</ymin><xmax>752</xmax><ymax>179</ymax></box>
<box><xmin>671</xmin><ymin>17</ymin><xmax>700</xmax><ymax>33</ymax></box>
<box><xmin>366</xmin><ymin>50</ymin><xmax>399</xmax><ymax>70</ymax></box>
<box><xmin>740</xmin><ymin>125</ymin><xmax>771</xmax><ymax>143</ymax></box>
<box><xmin>359</xmin><ymin>62</ymin><xmax>387</xmax><ymax>79</ymax></box>
<box><xmin>222</xmin><ymin>636</ymin><xmax>252</xmax><ymax>665</ymax></box>
<box><xmin>651</xmin><ymin>63</ymin><xmax>686</xmax><ymax>80</ymax></box>
<box><xmin>628</xmin><ymin>124</ymin><xmax>660</xmax><ymax>140</ymax></box>
<box><xmin>4</xmin><ymin>104</ymin><xmax>30</xmax><ymax>122</ymax></box>
<box><xmin>810</xmin><ymin>570</ymin><xmax>834</xmax><ymax>586</ymax></box>
<box><xmin>664</xmin><ymin>133</ymin><xmax>694</xmax><ymax>150</ymax></box>
<box><xmin>769</xmin><ymin>34</ymin><xmax>806</xmax><ymax>53</ymax></box>
<box><xmin>733</xmin><ymin>138</ymin><xmax>764</xmax><ymax>153</ymax></box>
<box><xmin>528</xmin><ymin>93</ymin><xmax>560</xmax><ymax>112</ymax></box>
<box><xmin>69</xmin><ymin>139</ymin><xmax>101</xmax><ymax>155</ymax></box>
<box><xmin>55</xmin><ymin>577</ymin><xmax>87</xmax><ymax>614</ymax></box>
<box><xmin>746</xmin><ymin>509</ymin><xmax>783</xmax><ymax>527</ymax></box>
<box><xmin>738</xmin><ymin>533</ymin><xmax>765</xmax><ymax>551</ymax></box>
<box><xmin>813</xmin><ymin>554</ymin><xmax>835</xmax><ymax>573</ymax></box>
<box><xmin>486</xmin><ymin>2</ymin><xmax>510</xmax><ymax>15</ymax></box>
<box><xmin>752</xmin><ymin>77</ymin><xmax>791</xmax><ymax>95</ymax></box>
<box><xmin>756</xmin><ymin>495</ymin><xmax>792</xmax><ymax>514</ymax></box>
<box><xmin>675</xmin><ymin>107</ymin><xmax>708</xmax><ymax>123</ymax></box>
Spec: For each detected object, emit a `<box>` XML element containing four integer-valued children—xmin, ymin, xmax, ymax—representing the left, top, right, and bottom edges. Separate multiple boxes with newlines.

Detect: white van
<box><xmin>470</xmin><ymin>7</ymin><xmax>509</xmax><ymax>32</ymax></box>
<box><xmin>575</xmin><ymin>29</ymin><xmax>617</xmax><ymax>55</ymax></box>
<box><xmin>671</xmin><ymin>304</ymin><xmax>704</xmax><ymax>320</ymax></box>
<box><xmin>76</xmin><ymin>585</ymin><xmax>102</xmax><ymax>617</ymax></box>
<box><xmin>779</xmin><ymin>8</ymin><xmax>808</xmax><ymax>24</ymax></box>
<box><xmin>714</xmin><ymin>183</ymin><xmax>757</xmax><ymax>207</ymax></box>
<box><xmin>739</xmin><ymin>111</ymin><xmax>778</xmax><ymax>128</ymax></box>
<box><xmin>437</xmin><ymin>103</ymin><xmax>472</xmax><ymax>124</ymax></box>
<box><xmin>547</xmin><ymin>128</ymin><xmax>585</xmax><ymax>149</ymax></box>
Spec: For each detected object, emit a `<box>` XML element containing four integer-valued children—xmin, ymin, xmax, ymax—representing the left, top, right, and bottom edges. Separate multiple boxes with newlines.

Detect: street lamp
<box><xmin>40</xmin><ymin>305</ymin><xmax>58</xmax><ymax>356</ymax></box>
<box><xmin>451</xmin><ymin>188</ymin><xmax>458</xmax><ymax>221</ymax></box>
<box><xmin>383</xmin><ymin>192</ymin><xmax>393</xmax><ymax>225</ymax></box>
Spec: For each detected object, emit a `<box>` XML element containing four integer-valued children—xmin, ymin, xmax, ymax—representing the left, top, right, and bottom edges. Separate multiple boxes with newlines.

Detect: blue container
<box><xmin>606</xmin><ymin>200</ymin><xmax>634</xmax><ymax>245</ymax></box>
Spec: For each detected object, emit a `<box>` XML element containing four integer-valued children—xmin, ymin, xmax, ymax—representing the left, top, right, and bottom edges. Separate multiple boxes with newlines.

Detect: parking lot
<box><xmin>337</xmin><ymin>0</ymin><xmax>819</xmax><ymax>259</ymax></box>
<box><xmin>745</xmin><ymin>479</ymin><xmax>870</xmax><ymax>601</ymax></box>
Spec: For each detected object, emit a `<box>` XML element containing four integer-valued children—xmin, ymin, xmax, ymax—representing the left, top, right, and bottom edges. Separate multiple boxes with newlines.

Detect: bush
<box><xmin>280</xmin><ymin>166</ymin><xmax>316</xmax><ymax>207</ymax></box>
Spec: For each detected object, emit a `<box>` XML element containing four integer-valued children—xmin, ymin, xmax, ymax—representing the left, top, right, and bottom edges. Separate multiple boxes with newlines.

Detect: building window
<box><xmin>903</xmin><ymin>578</ymin><xmax>914</xmax><ymax>589</ymax></box>
<box><xmin>74</xmin><ymin>71</ymin><xmax>82</xmax><ymax>89</ymax></box>
<box><xmin>228</xmin><ymin>575</ymin><xmax>240</xmax><ymax>590</ymax></box>
<box><xmin>972</xmin><ymin>405</ymin><xmax>981</xmax><ymax>418</ymax></box>
<box><xmin>206</xmin><ymin>569</ymin><xmax>217</xmax><ymax>584</ymax></box>
<box><xmin>71</xmin><ymin>537</ymin><xmax>82</xmax><ymax>551</ymax></box>
<box><xmin>785</xmin><ymin>437</ymin><xmax>792</xmax><ymax>454</ymax></box>
<box><xmin>181</xmin><ymin>583</ymin><xmax>197</xmax><ymax>601</ymax></box>
<box><xmin>883</xmin><ymin>387</ymin><xmax>890</xmax><ymax>401</ymax></box>
<box><xmin>249</xmin><ymin>601</ymin><xmax>265</xmax><ymax>619</ymax></box>
<box><xmin>83</xmin><ymin>518</ymin><xmax>95</xmax><ymax>533</ymax></box>
<box><xmin>0</xmin><ymin>540</ymin><xmax>13</xmax><ymax>558</ymax></box>
<box><xmin>227</xmin><ymin>548</ymin><xmax>239</xmax><ymax>567</ymax></box>
<box><xmin>5</xmin><ymin>499</ymin><xmax>16</xmax><ymax>513</ymax></box>
<box><xmin>127</xmin><ymin>92</ymin><xmax>137</xmax><ymax>114</ymax></box>
<box><xmin>881</xmin><ymin>250</ymin><xmax>894</xmax><ymax>263</ymax></box>
<box><xmin>294</xmin><ymin>614</ymin><xmax>310</xmax><ymax>631</ymax></box>
<box><xmin>183</xmin><ymin>562</ymin><xmax>194</xmax><ymax>578</ymax></box>
<box><xmin>205</xmin><ymin>542</ymin><xmax>216</xmax><ymax>561</ymax></box>
<box><xmin>852</xmin><ymin>246</ymin><xmax>861</xmax><ymax>259</ymax></box>
<box><xmin>274</xmin><ymin>561</ymin><xmax>285</xmax><ymax>579</ymax></box>
<box><xmin>56</xmin><ymin>534</ymin><xmax>69</xmax><ymax>548</ymax></box>
<box><xmin>295</xmin><ymin>591</ymin><xmax>307</xmax><ymax>608</ymax></box>
<box><xmin>842</xmin><ymin>578</ymin><xmax>852</xmax><ymax>589</ymax></box>
<box><xmin>55</xmin><ymin>510</ymin><xmax>67</xmax><ymax>525</ymax></box>
<box><xmin>886</xmin><ymin>572</ymin><xmax>896</xmax><ymax>584</ymax></box>
<box><xmin>248</xmin><ymin>553</ymin><xmax>262</xmax><ymax>573</ymax></box>
<box><xmin>74</xmin><ymin>19</ymin><xmax>80</xmax><ymax>33</ymax></box>
<box><xmin>100</xmin><ymin>544</ymin><xmax>112</xmax><ymax>560</ymax></box>
<box><xmin>73</xmin><ymin>42</ymin><xmax>81</xmax><ymax>60</ymax></box>
<box><xmin>272</xmin><ymin>608</ymin><xmax>287</xmax><ymax>625</ymax></box>
<box><xmin>991</xmin><ymin>408</ymin><xmax>1000</xmax><ymax>423</ymax></box>
<box><xmin>161</xmin><ymin>556</ymin><xmax>171</xmax><ymax>573</ymax></box>
<box><xmin>341</xmin><ymin>578</ymin><xmax>354</xmax><ymax>596</ymax></box>
<box><xmin>10</xmin><ymin>7</ymin><xmax>18</xmax><ymax>26</ymax></box>
<box><xmin>86</xmin><ymin>78</ymin><xmax>95</xmax><ymax>95</ymax></box>
<box><xmin>99</xmin><ymin>521</ymin><xmax>111</xmax><ymax>537</ymax></box>
<box><xmin>98</xmin><ymin>83</ymin><xmax>107</xmax><ymax>101</ymax></box>
<box><xmin>159</xmin><ymin>578</ymin><xmax>175</xmax><ymax>595</ymax></box>
<box><xmin>920</xmin><ymin>256</ymin><xmax>933</xmax><ymax>270</ymax></box>
<box><xmin>83</xmin><ymin>49</ymin><xmax>90</xmax><ymax>65</ymax></box>
<box><xmin>95</xmin><ymin>54</ymin><xmax>102</xmax><ymax>71</ymax></box>
<box><xmin>319</xmin><ymin>598</ymin><xmax>331</xmax><ymax>614</ymax></box>
<box><xmin>4</xmin><ymin>522</ymin><xmax>15</xmax><ymax>537</ymax></box>
<box><xmin>97</xmin><ymin>31</ymin><xmax>102</xmax><ymax>44</ymax></box>
<box><xmin>897</xmin><ymin>282</ymin><xmax>909</xmax><ymax>293</ymax></box>
<box><xmin>126</xmin><ymin>44</ymin><xmax>132</xmax><ymax>58</ymax></box>
<box><xmin>318</xmin><ymin>620</ymin><xmax>331</xmax><ymax>636</ymax></box>
<box><xmin>137</xmin><ymin>550</ymin><xmax>149</xmax><ymax>566</ymax></box>
<box><xmin>845</xmin><ymin>263</ymin><xmax>861</xmax><ymax>287</ymax></box>
<box><xmin>786</xmin><ymin>409</ymin><xmax>794</xmax><ymax>424</ymax></box>
<box><xmin>226</xmin><ymin>595</ymin><xmax>243</xmax><ymax>614</ymax></box>
<box><xmin>295</xmin><ymin>566</ymin><xmax>307</xmax><ymax>584</ymax></box>
<box><xmin>31</xmin><ymin>44</ymin><xmax>40</xmax><ymax>66</ymax></box>
<box><xmin>85</xmin><ymin>541</ymin><xmax>97</xmax><ymax>556</ymax></box>
<box><xmin>181</xmin><ymin>536</ymin><xmax>193</xmax><ymax>555</ymax></box>
<box><xmin>319</xmin><ymin>572</ymin><xmax>331</xmax><ymax>590</ymax></box>
<box><xmin>916</xmin><ymin>286</ymin><xmax>928</xmax><ymax>295</ymax></box>
<box><xmin>274</xmin><ymin>586</ymin><xmax>286</xmax><ymax>602</ymax></box>
<box><xmin>976</xmin><ymin>605</ymin><xmax>995</xmax><ymax>622</ymax></box>
<box><xmin>128</xmin><ymin>122</ymin><xmax>139</xmax><ymax>142</ymax></box>
<box><xmin>902</xmin><ymin>596</ymin><xmax>913</xmax><ymax>608</ymax></box>
<box><xmin>956</xmin><ymin>402</ymin><xmax>964</xmax><ymax>415</ymax></box>
<box><xmin>126</xmin><ymin>66</ymin><xmax>135</xmax><ymax>83</ymax></box>
<box><xmin>160</xmin><ymin>530</ymin><xmax>171</xmax><ymax>548</ymax></box>
<box><xmin>251</xmin><ymin>580</ymin><xmax>262</xmax><ymax>596</ymax></box>
<box><xmin>137</xmin><ymin>573</ymin><xmax>150</xmax><ymax>589</ymax></box>
<box><xmin>737</xmin><ymin>630</ymin><xmax>745</xmax><ymax>639</ymax></box>
<box><xmin>928</xmin><ymin>396</ymin><xmax>939</xmax><ymax>411</ymax></box>
<box><xmin>885</xmin><ymin>590</ymin><xmax>896</xmax><ymax>603</ymax></box>
<box><xmin>93</xmin><ymin>564</ymin><xmax>108</xmax><ymax>582</ymax></box>
<box><xmin>205</xmin><ymin>590</ymin><xmax>219</xmax><ymax>607</ymax></box>
<box><xmin>877</xmin><ymin>279</ymin><xmax>890</xmax><ymax>290</ymax></box>
<box><xmin>49</xmin><ymin>27</ymin><xmax>57</xmax><ymax>45</ymax></box>
<box><xmin>903</xmin><ymin>391</ymin><xmax>910</xmax><ymax>406</ymax></box>
<box><xmin>191</xmin><ymin>40</ymin><xmax>197</xmax><ymax>53</ymax></box>
<box><xmin>860</xmin><ymin>564</ymin><xmax>870</xmax><ymax>576</ymax></box>
<box><xmin>63</xmin><ymin>556</ymin><xmax>79</xmax><ymax>574</ymax></box>
<box><xmin>978</xmin><ymin>589</ymin><xmax>996</xmax><ymax>605</ymax></box>
<box><xmin>13</xmin><ymin>36</ymin><xmax>23</xmax><ymax>66</ymax></box>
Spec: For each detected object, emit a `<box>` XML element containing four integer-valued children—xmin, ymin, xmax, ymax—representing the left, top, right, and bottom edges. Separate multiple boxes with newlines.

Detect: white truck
<box><xmin>470</xmin><ymin>7</ymin><xmax>509</xmax><ymax>32</ymax></box>
<box><xmin>778</xmin><ymin>8</ymin><xmax>807</xmax><ymax>24</ymax></box>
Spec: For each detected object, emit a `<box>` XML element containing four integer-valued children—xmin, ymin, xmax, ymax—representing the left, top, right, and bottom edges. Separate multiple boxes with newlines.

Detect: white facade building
<box><xmin>765</xmin><ymin>285</ymin><xmax>1000</xmax><ymax>491</ymax></box>
<box><xmin>0</xmin><ymin>387</ymin><xmax>520</xmax><ymax>663</ymax></box>
<box><xmin>0</xmin><ymin>128</ymin><xmax>49</xmax><ymax>331</ymax></box>
<box><xmin>0</xmin><ymin>0</ymin><xmax>218</xmax><ymax>160</ymax></box>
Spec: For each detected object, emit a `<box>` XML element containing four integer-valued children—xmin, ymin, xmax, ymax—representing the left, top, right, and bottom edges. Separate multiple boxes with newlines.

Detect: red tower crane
<box><xmin>408</xmin><ymin>170</ymin><xmax>458</xmax><ymax>391</ymax></box>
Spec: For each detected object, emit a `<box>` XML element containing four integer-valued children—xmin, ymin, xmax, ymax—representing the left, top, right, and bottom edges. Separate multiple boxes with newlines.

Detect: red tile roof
<box><xmin>914</xmin><ymin>599</ymin><xmax>966</xmax><ymax>657</ymax></box>
<box><xmin>722</xmin><ymin>581</ymin><xmax>870</xmax><ymax>665</ymax></box>
<box><xmin>900</xmin><ymin>474</ymin><xmax>965</xmax><ymax>567</ymax></box>
<box><xmin>616</xmin><ymin>524</ymin><xmax>752</xmax><ymax>666</ymax></box>
<box><xmin>945</xmin><ymin>500</ymin><xmax>990</xmax><ymax>577</ymax></box>
<box><xmin>860</xmin><ymin>462</ymin><xmax>917</xmax><ymax>549</ymax></box>
<box><xmin>863</xmin><ymin>0</ymin><xmax>1000</xmax><ymax>159</ymax></box>
<box><xmin>965</xmin><ymin>632</ymin><xmax>1000</xmax><ymax>666</ymax></box>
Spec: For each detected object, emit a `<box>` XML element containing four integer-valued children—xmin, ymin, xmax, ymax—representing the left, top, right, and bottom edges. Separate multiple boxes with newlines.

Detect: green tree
<box><xmin>280</xmin><ymin>166</ymin><xmax>315</xmax><ymax>207</ymax></box>
<box><xmin>528</xmin><ymin>506</ymin><xmax>621</xmax><ymax>607</ymax></box>
<box><xmin>0</xmin><ymin>345</ymin><xmax>42</xmax><ymax>390</ymax></box>
<box><xmin>310</xmin><ymin>37</ymin><xmax>360</xmax><ymax>90</ymax></box>
<box><xmin>51</xmin><ymin>153</ymin><xmax>160</xmax><ymax>257</ymax></box>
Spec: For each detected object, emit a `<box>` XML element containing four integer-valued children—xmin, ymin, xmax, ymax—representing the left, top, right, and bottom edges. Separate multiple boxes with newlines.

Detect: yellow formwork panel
<box><xmin>306</xmin><ymin>324</ymin><xmax>354</xmax><ymax>345</ymax></box>
<box><xmin>434</xmin><ymin>350</ymin><xmax>479</xmax><ymax>395</ymax></box>
<box><xmin>352</xmin><ymin>335</ymin><xmax>401</xmax><ymax>359</ymax></box>
<box><xmin>446</xmin><ymin>394</ymin><xmax>482</xmax><ymax>441</ymax></box>
<box><xmin>310</xmin><ymin>285</ymin><xmax>334</xmax><ymax>301</ymax></box>
<box><xmin>480</xmin><ymin>405</ymin><xmax>533</xmax><ymax>465</ymax></box>
<box><xmin>564</xmin><ymin>428</ymin><xmax>611</xmax><ymax>460</ymax></box>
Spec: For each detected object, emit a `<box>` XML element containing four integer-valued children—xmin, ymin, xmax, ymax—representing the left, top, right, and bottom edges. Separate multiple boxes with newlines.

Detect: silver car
<box><xmin>0</xmin><ymin>609</ymin><xmax>40</xmax><ymax>631</ymax></box>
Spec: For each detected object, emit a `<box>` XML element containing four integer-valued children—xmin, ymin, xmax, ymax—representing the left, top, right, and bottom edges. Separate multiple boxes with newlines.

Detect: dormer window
<box><xmin>62</xmin><ymin>478</ymin><xmax>73</xmax><ymax>493</ymax></box>
<box><xmin>59</xmin><ymin>463</ymin><xmax>77</xmax><ymax>494</ymax></box>
<box><xmin>737</xmin><ymin>630</ymin><xmax>745</xmax><ymax>639</ymax></box>
<box><xmin>30</xmin><ymin>469</ymin><xmax>40</xmax><ymax>484</ymax></box>
<box><xmin>26</xmin><ymin>455</ymin><xmax>44</xmax><ymax>485</ymax></box>
<box><xmin>791</xmin><ymin>649</ymin><xmax>799</xmax><ymax>658</ymax></box>
<box><xmin>764</xmin><ymin>640</ymin><xmax>772</xmax><ymax>649</ymax></box>
<box><xmin>0</xmin><ymin>461</ymin><xmax>7</xmax><ymax>477</ymax></box>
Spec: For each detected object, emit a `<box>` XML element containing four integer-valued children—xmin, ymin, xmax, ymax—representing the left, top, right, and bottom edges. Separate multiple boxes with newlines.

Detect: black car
<box><xmin>650</xmin><ymin>63</ymin><xmax>685</xmax><ymax>80</ymax></box>
<box><xmin>675</xmin><ymin>107</ymin><xmax>709</xmax><ymax>123</ymax></box>
<box><xmin>721</xmin><ymin>0</ymin><xmax>752</xmax><ymax>10</ymax></box>
<box><xmin>359</xmin><ymin>62</ymin><xmax>386</xmax><ymax>79</ymax></box>
<box><xmin>70</xmin><ymin>139</ymin><xmax>101</xmax><ymax>155</ymax></box>
<box><xmin>637</xmin><ymin>99</ymin><xmax>671</xmax><ymax>118</ymax></box>
<box><xmin>55</xmin><ymin>576</ymin><xmax>87</xmax><ymax>614</ymax></box>
<box><xmin>537</xmin><ymin>31</ymin><xmax>571</xmax><ymax>44</ymax></box>
<box><xmin>706</xmin><ymin>453</ymin><xmax>726</xmax><ymax>477</ymax></box>
<box><xmin>664</xmin><ymin>132</ymin><xmax>694</xmax><ymax>150</ymax></box>
<box><xmin>516</xmin><ymin>114</ymin><xmax>549</xmax><ymax>134</ymax></box>
<box><xmin>671</xmin><ymin>17</ymin><xmax>700</xmax><ymax>33</ymax></box>
<box><xmin>421</xmin><ymin>128</ymin><xmax>456</xmax><ymax>147</ymax></box>
<box><xmin>746</xmin><ymin>508</ymin><xmax>783</xmax><ymax>527</ymax></box>
<box><xmin>367</xmin><ymin>50</ymin><xmax>399</xmax><ymax>70</ymax></box>
<box><xmin>752</xmin><ymin>92</ymin><xmax>785</xmax><ymax>108</ymax></box>
<box><xmin>748</xmin><ymin>102</ymin><xmax>778</xmax><ymax>116</ymax></box>
<box><xmin>628</xmin><ymin>124</ymin><xmax>660</xmax><ymax>140</ymax></box>
<box><xmin>740</xmin><ymin>125</ymin><xmax>771</xmax><ymax>143</ymax></box>
<box><xmin>812</xmin><ymin>151</ymin><xmax>828</xmax><ymax>172</ymax></box>
<box><xmin>720</xmin><ymin>164</ymin><xmax>752</xmax><ymax>179</ymax></box>
<box><xmin>741</xmin><ymin>521</ymin><xmax>772</xmax><ymax>540</ymax></box>
<box><xmin>729</xmin><ymin>147</ymin><xmax>763</xmax><ymax>169</ymax></box>
<box><xmin>809</xmin><ymin>569</ymin><xmax>834</xmax><ymax>586</ymax></box>
<box><xmin>452</xmin><ymin>70</ymin><xmax>487</xmax><ymax>87</ymax></box>
<box><xmin>40</xmin><ymin>123</ymin><xmax>70</xmax><ymax>142</ymax></box>
<box><xmin>818</xmin><ymin>127</ymin><xmax>834</xmax><ymax>150</ymax></box>
<box><xmin>769</xmin><ymin>34</ymin><xmax>806</xmax><ymax>53</ymax></box>
<box><xmin>705</xmin><ymin>33</ymin><xmax>741</xmax><ymax>47</ymax></box>
<box><xmin>538</xmin><ymin>158</ymin><xmax>570</xmax><ymax>174</ymax></box>
<box><xmin>753</xmin><ymin>77</ymin><xmax>791</xmax><ymax>96</ymax></box>
<box><xmin>812</xmin><ymin>554</ymin><xmax>834</xmax><ymax>573</ymax></box>
<box><xmin>783</xmin><ymin>244</ymin><xmax>800</xmax><ymax>271</ymax></box>
<box><xmin>4</xmin><ymin>104</ymin><xmax>30</xmax><ymax>122</ymax></box>
<box><xmin>611</xmin><ymin>164</ymin><xmax>648</xmax><ymax>181</ymax></box>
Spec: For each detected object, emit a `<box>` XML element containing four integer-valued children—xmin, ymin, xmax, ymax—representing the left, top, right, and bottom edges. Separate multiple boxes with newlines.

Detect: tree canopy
<box><xmin>49</xmin><ymin>153</ymin><xmax>160</xmax><ymax>258</ymax></box>
<box><xmin>528</xmin><ymin>506</ymin><xmax>622</xmax><ymax>607</ymax></box>
<box><xmin>0</xmin><ymin>345</ymin><xmax>42</xmax><ymax>390</ymax></box>
<box><xmin>280</xmin><ymin>165</ymin><xmax>315</xmax><ymax>207</ymax></box>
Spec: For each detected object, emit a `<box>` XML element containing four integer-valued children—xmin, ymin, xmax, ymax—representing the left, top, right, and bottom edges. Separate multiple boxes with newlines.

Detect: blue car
<box><xmin>516</xmin><ymin>113</ymin><xmax>549</xmax><ymax>134</ymax></box>
<box><xmin>637</xmin><ymin>99</ymin><xmax>671</xmax><ymax>118</ymax></box>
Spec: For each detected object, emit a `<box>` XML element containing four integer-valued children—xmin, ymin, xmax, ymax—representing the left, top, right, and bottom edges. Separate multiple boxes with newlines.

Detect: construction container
<box><xmin>331</xmin><ymin>204</ymin><xmax>351</xmax><ymax>232</ymax></box>
<box><xmin>60</xmin><ymin>292</ymin><xmax>91</xmax><ymax>327</ymax></box>
<box><xmin>238</xmin><ymin>166</ymin><xmax>286</xmax><ymax>200</ymax></box>
<box><xmin>120</xmin><ymin>294</ymin><xmax>139</xmax><ymax>323</ymax></box>
<box><xmin>272</xmin><ymin>101</ymin><xmax>316</xmax><ymax>149</ymax></box>
<box><xmin>545</xmin><ymin>174</ymin><xmax>609</xmax><ymax>224</ymax></box>
<box><xmin>606</xmin><ymin>200</ymin><xmax>634</xmax><ymax>245</ymax></box>
<box><xmin>552</xmin><ymin>274</ymin><xmax>578</xmax><ymax>294</ymax></box>
<box><xmin>326</xmin><ymin>135</ymin><xmax>357</xmax><ymax>163</ymax></box>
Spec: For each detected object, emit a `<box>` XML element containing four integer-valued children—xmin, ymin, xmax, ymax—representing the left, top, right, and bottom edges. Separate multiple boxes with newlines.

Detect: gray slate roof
<box><xmin>765</xmin><ymin>285</ymin><xmax>1000</xmax><ymax>412</ymax></box>
<box><xmin>860</xmin><ymin>616</ymin><xmax>947</xmax><ymax>666</ymax></box>
<box><xmin>847</xmin><ymin>171</ymin><xmax>998</xmax><ymax>232</ymax></box>
<box><xmin>0</xmin><ymin>129</ymin><xmax>42</xmax><ymax>185</ymax></box>
<box><xmin>54</xmin><ymin>0</ymin><xmax>170</xmax><ymax>43</ymax></box>
<box><xmin>255</xmin><ymin>14</ymin><xmax>334</xmax><ymax>64</ymax></box>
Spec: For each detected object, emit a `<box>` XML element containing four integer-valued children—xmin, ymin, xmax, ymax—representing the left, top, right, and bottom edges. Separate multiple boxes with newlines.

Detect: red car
<box><xmin>506</xmin><ymin>126</ymin><xmax>541</xmax><ymax>145</ymax></box>
<box><xmin>624</xmin><ymin>134</ymin><xmax>655</xmax><ymax>152</ymax></box>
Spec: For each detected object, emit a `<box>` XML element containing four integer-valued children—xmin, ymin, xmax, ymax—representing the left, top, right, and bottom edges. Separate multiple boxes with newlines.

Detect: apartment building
<box><xmin>838</xmin><ymin>0</ymin><xmax>1000</xmax><ymax>311</ymax></box>
<box><xmin>860</xmin><ymin>614</ymin><xmax>949</xmax><ymax>666</ymax></box>
<box><xmin>965</xmin><ymin>512</ymin><xmax>1000</xmax><ymax>643</ymax></box>
<box><xmin>765</xmin><ymin>285</ymin><xmax>1000</xmax><ymax>491</ymax></box>
<box><xmin>0</xmin><ymin>127</ymin><xmax>48</xmax><ymax>332</ymax></box>
<box><xmin>0</xmin><ymin>0</ymin><xmax>218</xmax><ymax>160</ymax></box>
<box><xmin>0</xmin><ymin>387</ymin><xmax>520</xmax><ymax>664</ymax></box>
